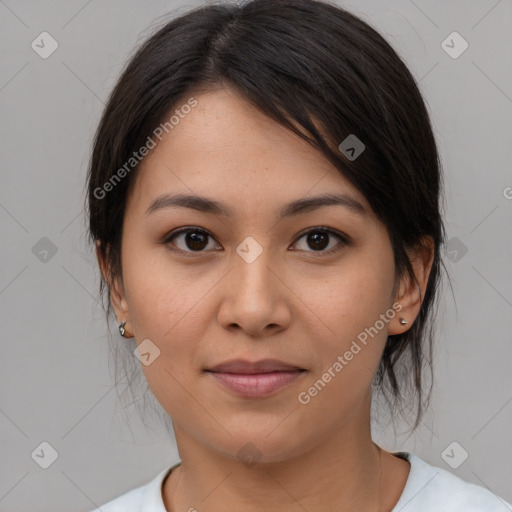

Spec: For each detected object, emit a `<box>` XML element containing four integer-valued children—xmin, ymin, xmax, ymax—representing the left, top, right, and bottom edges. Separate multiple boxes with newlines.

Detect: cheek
<box><xmin>309</xmin><ymin>250</ymin><xmax>395</xmax><ymax>334</ymax></box>
<box><xmin>120</xmin><ymin>244</ymin><xmax>214</xmax><ymax>384</ymax></box>
<box><xmin>301</xmin><ymin>249</ymin><xmax>396</xmax><ymax>382</ymax></box>
<box><xmin>121</xmin><ymin>237</ymin><xmax>198</xmax><ymax>334</ymax></box>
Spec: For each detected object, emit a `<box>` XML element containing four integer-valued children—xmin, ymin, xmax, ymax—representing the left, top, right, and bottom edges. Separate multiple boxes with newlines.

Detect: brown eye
<box><xmin>306</xmin><ymin>231</ymin><xmax>330</xmax><ymax>251</ymax></box>
<box><xmin>292</xmin><ymin>227</ymin><xmax>350</xmax><ymax>255</ymax></box>
<box><xmin>165</xmin><ymin>228</ymin><xmax>220</xmax><ymax>253</ymax></box>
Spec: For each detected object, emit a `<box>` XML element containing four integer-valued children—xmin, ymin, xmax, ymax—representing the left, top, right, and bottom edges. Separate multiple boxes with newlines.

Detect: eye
<box><xmin>291</xmin><ymin>226</ymin><xmax>350</xmax><ymax>255</ymax></box>
<box><xmin>164</xmin><ymin>227</ymin><xmax>221</xmax><ymax>254</ymax></box>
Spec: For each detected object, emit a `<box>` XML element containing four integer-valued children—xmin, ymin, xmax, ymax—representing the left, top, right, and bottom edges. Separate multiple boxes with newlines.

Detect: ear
<box><xmin>388</xmin><ymin>236</ymin><xmax>435</xmax><ymax>335</ymax></box>
<box><xmin>96</xmin><ymin>240</ymin><xmax>133</xmax><ymax>338</ymax></box>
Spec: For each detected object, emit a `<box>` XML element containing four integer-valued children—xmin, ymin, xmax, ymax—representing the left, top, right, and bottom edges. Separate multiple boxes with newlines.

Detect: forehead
<box><xmin>127</xmin><ymin>88</ymin><xmax>371</xmax><ymax>216</ymax></box>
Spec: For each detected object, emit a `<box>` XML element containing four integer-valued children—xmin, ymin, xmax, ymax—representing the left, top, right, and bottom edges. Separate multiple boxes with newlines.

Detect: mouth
<box><xmin>204</xmin><ymin>359</ymin><xmax>306</xmax><ymax>397</ymax></box>
<box><xmin>205</xmin><ymin>358</ymin><xmax>306</xmax><ymax>374</ymax></box>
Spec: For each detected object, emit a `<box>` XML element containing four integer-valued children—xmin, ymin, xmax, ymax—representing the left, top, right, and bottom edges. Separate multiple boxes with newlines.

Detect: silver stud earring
<box><xmin>399</xmin><ymin>318</ymin><xmax>408</xmax><ymax>325</ymax></box>
<box><xmin>119</xmin><ymin>321</ymin><xmax>127</xmax><ymax>337</ymax></box>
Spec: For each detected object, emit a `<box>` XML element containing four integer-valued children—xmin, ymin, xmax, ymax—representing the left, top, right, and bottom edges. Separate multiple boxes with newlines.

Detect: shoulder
<box><xmin>393</xmin><ymin>452</ymin><xmax>512</xmax><ymax>512</ymax></box>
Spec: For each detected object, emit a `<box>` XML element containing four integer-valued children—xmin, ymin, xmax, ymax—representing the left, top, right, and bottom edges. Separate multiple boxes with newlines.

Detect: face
<box><xmin>101</xmin><ymin>87</ymin><xmax>428</xmax><ymax>464</ymax></box>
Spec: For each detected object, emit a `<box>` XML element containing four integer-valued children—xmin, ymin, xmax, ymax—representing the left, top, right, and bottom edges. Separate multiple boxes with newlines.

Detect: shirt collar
<box><xmin>140</xmin><ymin>460</ymin><xmax>182</xmax><ymax>511</ymax></box>
<box><xmin>139</xmin><ymin>452</ymin><xmax>420</xmax><ymax>511</ymax></box>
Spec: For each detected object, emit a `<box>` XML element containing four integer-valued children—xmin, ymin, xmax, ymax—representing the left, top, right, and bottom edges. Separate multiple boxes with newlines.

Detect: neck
<box><xmin>162</xmin><ymin>397</ymin><xmax>403</xmax><ymax>512</ymax></box>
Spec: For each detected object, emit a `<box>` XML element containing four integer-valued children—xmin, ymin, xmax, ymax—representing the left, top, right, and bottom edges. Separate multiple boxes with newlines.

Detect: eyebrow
<box><xmin>145</xmin><ymin>192</ymin><xmax>368</xmax><ymax>219</ymax></box>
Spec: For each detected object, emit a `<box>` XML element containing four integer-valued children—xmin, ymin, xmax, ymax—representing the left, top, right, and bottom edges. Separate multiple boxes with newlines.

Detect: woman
<box><xmin>86</xmin><ymin>0</ymin><xmax>511</xmax><ymax>510</ymax></box>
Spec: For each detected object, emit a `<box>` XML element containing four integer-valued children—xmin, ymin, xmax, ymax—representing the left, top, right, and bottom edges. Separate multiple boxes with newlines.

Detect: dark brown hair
<box><xmin>85</xmin><ymin>0</ymin><xmax>447</xmax><ymax>431</ymax></box>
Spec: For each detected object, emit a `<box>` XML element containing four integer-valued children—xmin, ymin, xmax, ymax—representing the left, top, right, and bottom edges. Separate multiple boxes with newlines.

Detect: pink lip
<box><xmin>207</xmin><ymin>370</ymin><xmax>305</xmax><ymax>397</ymax></box>
<box><xmin>207</xmin><ymin>358</ymin><xmax>304</xmax><ymax>374</ymax></box>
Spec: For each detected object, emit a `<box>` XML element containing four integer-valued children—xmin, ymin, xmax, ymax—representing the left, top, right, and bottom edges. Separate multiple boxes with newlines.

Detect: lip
<box><xmin>205</xmin><ymin>358</ymin><xmax>306</xmax><ymax>398</ymax></box>
<box><xmin>207</xmin><ymin>369</ymin><xmax>305</xmax><ymax>397</ymax></box>
<box><xmin>206</xmin><ymin>358</ymin><xmax>304</xmax><ymax>374</ymax></box>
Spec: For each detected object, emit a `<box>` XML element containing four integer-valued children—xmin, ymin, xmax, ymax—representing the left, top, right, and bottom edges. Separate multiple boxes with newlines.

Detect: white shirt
<box><xmin>89</xmin><ymin>451</ymin><xmax>512</xmax><ymax>511</ymax></box>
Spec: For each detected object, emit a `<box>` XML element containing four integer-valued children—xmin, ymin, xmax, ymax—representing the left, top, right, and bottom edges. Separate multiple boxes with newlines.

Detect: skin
<box><xmin>97</xmin><ymin>87</ymin><xmax>434</xmax><ymax>512</ymax></box>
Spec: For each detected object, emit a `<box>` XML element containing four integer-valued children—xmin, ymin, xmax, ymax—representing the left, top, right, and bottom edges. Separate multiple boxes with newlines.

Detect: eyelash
<box><xmin>162</xmin><ymin>226</ymin><xmax>351</xmax><ymax>257</ymax></box>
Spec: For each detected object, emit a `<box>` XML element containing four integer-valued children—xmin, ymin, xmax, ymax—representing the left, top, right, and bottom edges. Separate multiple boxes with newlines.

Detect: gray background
<box><xmin>1</xmin><ymin>0</ymin><xmax>511</xmax><ymax>510</ymax></box>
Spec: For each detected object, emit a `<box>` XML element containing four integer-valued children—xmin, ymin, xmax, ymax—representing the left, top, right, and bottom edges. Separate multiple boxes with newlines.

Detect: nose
<box><xmin>216</xmin><ymin>242</ymin><xmax>292</xmax><ymax>337</ymax></box>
